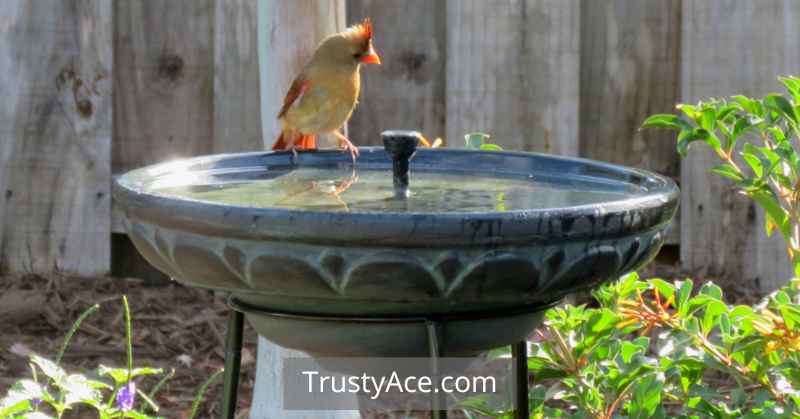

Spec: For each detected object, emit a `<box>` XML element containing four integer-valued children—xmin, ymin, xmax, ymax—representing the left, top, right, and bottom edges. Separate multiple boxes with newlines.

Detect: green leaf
<box><xmin>97</xmin><ymin>366</ymin><xmax>163</xmax><ymax>385</ymax></box>
<box><xmin>22</xmin><ymin>413</ymin><xmax>56</xmax><ymax>419</ymax></box>
<box><xmin>677</xmin><ymin>104</ymin><xmax>701</xmax><ymax>121</ymax></box>
<box><xmin>464</xmin><ymin>133</ymin><xmax>490</xmax><ymax>149</ymax></box>
<box><xmin>647</xmin><ymin>278</ymin><xmax>674</xmax><ymax>300</ymax></box>
<box><xmin>755</xmin><ymin>147</ymin><xmax>781</xmax><ymax>178</ymax></box>
<box><xmin>766</xmin><ymin>125</ymin><xmax>786</xmax><ymax>143</ymax></box>
<box><xmin>719</xmin><ymin>312</ymin><xmax>732</xmax><ymax>338</ymax></box>
<box><xmin>56</xmin><ymin>304</ymin><xmax>99</xmax><ymax>365</ymax></box>
<box><xmin>779</xmin><ymin>76</ymin><xmax>800</xmax><ymax>102</ymax></box>
<box><xmin>704</xmin><ymin>131</ymin><xmax>723</xmax><ymax>155</ymax></box>
<box><xmin>775</xmin><ymin>140</ymin><xmax>800</xmax><ymax>173</ymax></box>
<box><xmin>123</xmin><ymin>296</ymin><xmax>134</xmax><ymax>375</ymax></box>
<box><xmin>793</xmin><ymin>257</ymin><xmax>800</xmax><ymax>278</ymax></box>
<box><xmin>629</xmin><ymin>372</ymin><xmax>664</xmax><ymax>419</ymax></box>
<box><xmin>774</xmin><ymin>173</ymin><xmax>794</xmax><ymax>190</ymax></box>
<box><xmin>677</xmin><ymin>128</ymin><xmax>712</xmax><ymax>157</ymax></box>
<box><xmin>749</xmin><ymin>190</ymin><xmax>791</xmax><ymax>238</ymax></box>
<box><xmin>779</xmin><ymin>304</ymin><xmax>800</xmax><ymax>329</ymax></box>
<box><xmin>701</xmin><ymin>107</ymin><xmax>717</xmax><ymax>131</ymax></box>
<box><xmin>732</xmin><ymin>95</ymin><xmax>764</xmax><ymax>117</ymax></box>
<box><xmin>620</xmin><ymin>341</ymin><xmax>642</xmax><ymax>363</ymax></box>
<box><xmin>642</xmin><ymin>114</ymin><xmax>688</xmax><ymax>130</ymax></box>
<box><xmin>699</xmin><ymin>282</ymin><xmax>723</xmax><ymax>300</ymax></box>
<box><xmin>62</xmin><ymin>374</ymin><xmax>101</xmax><ymax>408</ymax></box>
<box><xmin>742</xmin><ymin>151</ymin><xmax>764</xmax><ymax>178</ymax></box>
<box><xmin>710</xmin><ymin>163</ymin><xmax>744</xmax><ymax>181</ymax></box>
<box><xmin>742</xmin><ymin>153</ymin><xmax>763</xmax><ymax>177</ymax></box>
<box><xmin>0</xmin><ymin>380</ymin><xmax>43</xmax><ymax>417</ymax></box>
<box><xmin>677</xmin><ymin>279</ymin><xmax>694</xmax><ymax>317</ymax></box>
<box><xmin>729</xmin><ymin>117</ymin><xmax>753</xmax><ymax>153</ymax></box>
<box><xmin>737</xmin><ymin>177</ymin><xmax>767</xmax><ymax>193</ymax></box>
<box><xmin>587</xmin><ymin>308</ymin><xmax>617</xmax><ymax>334</ymax></box>
<box><xmin>120</xmin><ymin>411</ymin><xmax>159</xmax><ymax>419</ymax></box>
<box><xmin>773</xmin><ymin>290</ymin><xmax>791</xmax><ymax>305</ymax></box>
<box><xmin>189</xmin><ymin>369</ymin><xmax>224</xmax><ymax>419</ymax></box>
<box><xmin>30</xmin><ymin>355</ymin><xmax>66</xmax><ymax>384</ymax></box>
<box><xmin>716</xmin><ymin>103</ymin><xmax>740</xmax><ymax>122</ymax></box>
<box><xmin>730</xmin><ymin>304</ymin><xmax>754</xmax><ymax>320</ymax></box>
<box><xmin>702</xmin><ymin>300</ymin><xmax>728</xmax><ymax>335</ymax></box>
<box><xmin>479</xmin><ymin>143</ymin><xmax>503</xmax><ymax>151</ymax></box>
<box><xmin>765</xmin><ymin>211</ymin><xmax>779</xmax><ymax>237</ymax></box>
<box><xmin>764</xmin><ymin>93</ymin><xmax>797</xmax><ymax>124</ymax></box>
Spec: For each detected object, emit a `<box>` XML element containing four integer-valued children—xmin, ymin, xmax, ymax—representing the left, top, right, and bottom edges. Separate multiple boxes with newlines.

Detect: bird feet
<box><xmin>333</xmin><ymin>130</ymin><xmax>359</xmax><ymax>164</ymax></box>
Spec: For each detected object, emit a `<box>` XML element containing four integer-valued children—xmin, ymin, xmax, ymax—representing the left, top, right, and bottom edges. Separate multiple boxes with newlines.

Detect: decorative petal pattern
<box><xmin>125</xmin><ymin>221</ymin><xmax>667</xmax><ymax>310</ymax></box>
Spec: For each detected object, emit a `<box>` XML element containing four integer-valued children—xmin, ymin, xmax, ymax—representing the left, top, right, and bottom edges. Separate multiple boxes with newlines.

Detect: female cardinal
<box><xmin>272</xmin><ymin>18</ymin><xmax>381</xmax><ymax>162</ymax></box>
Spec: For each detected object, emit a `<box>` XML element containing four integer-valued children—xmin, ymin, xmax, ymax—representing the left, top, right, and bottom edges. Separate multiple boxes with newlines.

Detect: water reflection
<box><xmin>152</xmin><ymin>167</ymin><xmax>641</xmax><ymax>213</ymax></box>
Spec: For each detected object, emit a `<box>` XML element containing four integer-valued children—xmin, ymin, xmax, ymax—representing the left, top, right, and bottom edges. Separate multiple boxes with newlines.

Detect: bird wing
<box><xmin>277</xmin><ymin>76</ymin><xmax>311</xmax><ymax>119</ymax></box>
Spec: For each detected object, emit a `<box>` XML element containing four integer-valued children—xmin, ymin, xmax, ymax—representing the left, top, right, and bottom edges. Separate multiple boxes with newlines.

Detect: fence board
<box><xmin>0</xmin><ymin>1</ymin><xmax>112</xmax><ymax>275</ymax></box>
<box><xmin>112</xmin><ymin>0</ymin><xmax>214</xmax><ymax>175</ymax></box>
<box><xmin>445</xmin><ymin>0</ymin><xmax>580</xmax><ymax>154</ymax></box>
<box><xmin>111</xmin><ymin>0</ymin><xmax>214</xmax><ymax>233</ymax></box>
<box><xmin>680</xmin><ymin>0</ymin><xmax>800</xmax><ymax>291</ymax></box>
<box><xmin>214</xmin><ymin>0</ymin><xmax>263</xmax><ymax>153</ymax></box>
<box><xmin>580</xmin><ymin>0</ymin><xmax>680</xmax><ymax>175</ymax></box>
<box><xmin>347</xmin><ymin>0</ymin><xmax>446</xmax><ymax>146</ymax></box>
<box><xmin>580</xmin><ymin>0</ymin><xmax>682</xmax><ymax>245</ymax></box>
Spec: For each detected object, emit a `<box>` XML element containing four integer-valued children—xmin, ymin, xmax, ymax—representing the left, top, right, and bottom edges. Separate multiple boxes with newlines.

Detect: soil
<box><xmin>0</xmin><ymin>252</ymin><xmax>765</xmax><ymax>419</ymax></box>
<box><xmin>0</xmin><ymin>273</ymin><xmax>258</xmax><ymax>419</ymax></box>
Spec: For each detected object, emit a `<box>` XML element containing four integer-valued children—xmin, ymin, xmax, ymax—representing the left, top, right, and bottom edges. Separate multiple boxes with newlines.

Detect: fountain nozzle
<box><xmin>382</xmin><ymin>130</ymin><xmax>421</xmax><ymax>199</ymax></box>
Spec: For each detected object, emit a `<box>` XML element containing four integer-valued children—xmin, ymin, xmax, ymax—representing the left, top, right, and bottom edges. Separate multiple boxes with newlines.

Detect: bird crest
<box><xmin>345</xmin><ymin>18</ymin><xmax>373</xmax><ymax>41</ymax></box>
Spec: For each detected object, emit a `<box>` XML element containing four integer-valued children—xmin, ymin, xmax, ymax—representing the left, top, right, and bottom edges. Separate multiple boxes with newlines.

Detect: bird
<box><xmin>272</xmin><ymin>18</ymin><xmax>381</xmax><ymax>163</ymax></box>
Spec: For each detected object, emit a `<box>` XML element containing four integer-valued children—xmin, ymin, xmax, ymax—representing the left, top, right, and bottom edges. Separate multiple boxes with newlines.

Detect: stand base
<box><xmin>221</xmin><ymin>297</ymin><xmax>532</xmax><ymax>419</ymax></box>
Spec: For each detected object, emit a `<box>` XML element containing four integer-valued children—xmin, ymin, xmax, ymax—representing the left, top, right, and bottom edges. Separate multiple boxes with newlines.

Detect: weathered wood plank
<box><xmin>445</xmin><ymin>0</ymin><xmax>580</xmax><ymax>154</ymax></box>
<box><xmin>580</xmin><ymin>0</ymin><xmax>682</xmax><ymax>244</ymax></box>
<box><xmin>111</xmin><ymin>0</ymin><xmax>214</xmax><ymax>234</ymax></box>
<box><xmin>580</xmin><ymin>0</ymin><xmax>681</xmax><ymax>175</ymax></box>
<box><xmin>680</xmin><ymin>0</ymin><xmax>800</xmax><ymax>291</ymax></box>
<box><xmin>112</xmin><ymin>0</ymin><xmax>214</xmax><ymax>175</ymax></box>
<box><xmin>213</xmin><ymin>0</ymin><xmax>263</xmax><ymax>154</ymax></box>
<box><xmin>347</xmin><ymin>0</ymin><xmax>446</xmax><ymax>146</ymax></box>
<box><xmin>253</xmin><ymin>2</ymin><xmax>357</xmax><ymax>418</ymax></box>
<box><xmin>0</xmin><ymin>1</ymin><xmax>112</xmax><ymax>275</ymax></box>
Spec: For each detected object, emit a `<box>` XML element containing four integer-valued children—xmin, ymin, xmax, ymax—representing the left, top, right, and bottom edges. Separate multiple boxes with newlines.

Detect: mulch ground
<box><xmin>0</xmin><ymin>273</ymin><xmax>258</xmax><ymax>419</ymax></box>
<box><xmin>0</xmin><ymin>252</ymin><xmax>765</xmax><ymax>419</ymax></box>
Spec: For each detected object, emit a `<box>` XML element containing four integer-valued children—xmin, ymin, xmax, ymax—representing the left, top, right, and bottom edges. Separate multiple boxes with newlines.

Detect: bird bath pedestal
<box><xmin>113</xmin><ymin>131</ymin><xmax>679</xmax><ymax>418</ymax></box>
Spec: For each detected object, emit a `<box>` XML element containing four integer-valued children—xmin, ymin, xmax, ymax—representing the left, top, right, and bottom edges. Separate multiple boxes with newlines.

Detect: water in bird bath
<box><xmin>150</xmin><ymin>166</ymin><xmax>641</xmax><ymax>213</ymax></box>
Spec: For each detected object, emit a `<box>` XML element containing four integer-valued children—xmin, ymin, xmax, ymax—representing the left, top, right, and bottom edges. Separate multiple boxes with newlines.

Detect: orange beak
<box><xmin>359</xmin><ymin>45</ymin><xmax>381</xmax><ymax>65</ymax></box>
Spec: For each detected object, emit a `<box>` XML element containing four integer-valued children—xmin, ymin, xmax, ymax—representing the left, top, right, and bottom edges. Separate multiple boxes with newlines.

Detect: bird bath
<box><xmin>113</xmin><ymin>131</ymin><xmax>678</xmax><ymax>416</ymax></box>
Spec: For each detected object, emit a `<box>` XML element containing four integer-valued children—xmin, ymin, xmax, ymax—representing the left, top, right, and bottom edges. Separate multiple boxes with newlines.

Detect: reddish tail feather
<box><xmin>272</xmin><ymin>132</ymin><xmax>316</xmax><ymax>151</ymax></box>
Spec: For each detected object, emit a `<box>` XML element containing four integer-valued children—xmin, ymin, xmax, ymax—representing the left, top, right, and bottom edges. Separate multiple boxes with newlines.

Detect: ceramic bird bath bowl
<box><xmin>113</xmin><ymin>131</ymin><xmax>679</xmax><ymax>358</ymax></box>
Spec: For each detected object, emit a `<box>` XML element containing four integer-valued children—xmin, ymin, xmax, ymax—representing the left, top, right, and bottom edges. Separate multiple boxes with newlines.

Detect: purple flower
<box><xmin>115</xmin><ymin>382</ymin><xmax>136</xmax><ymax>412</ymax></box>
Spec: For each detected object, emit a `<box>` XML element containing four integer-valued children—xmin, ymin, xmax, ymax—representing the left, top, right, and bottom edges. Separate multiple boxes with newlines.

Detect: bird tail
<box><xmin>272</xmin><ymin>131</ymin><xmax>316</xmax><ymax>151</ymax></box>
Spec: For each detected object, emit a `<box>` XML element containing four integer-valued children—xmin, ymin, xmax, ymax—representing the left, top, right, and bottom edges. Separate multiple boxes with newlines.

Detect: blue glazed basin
<box><xmin>113</xmin><ymin>147</ymin><xmax>678</xmax><ymax>356</ymax></box>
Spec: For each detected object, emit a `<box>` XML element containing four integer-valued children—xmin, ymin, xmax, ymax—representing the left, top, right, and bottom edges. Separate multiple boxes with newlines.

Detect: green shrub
<box><xmin>643</xmin><ymin>76</ymin><xmax>800</xmax><ymax>276</ymax></box>
<box><xmin>465</xmin><ymin>273</ymin><xmax>800</xmax><ymax>418</ymax></box>
<box><xmin>466</xmin><ymin>76</ymin><xmax>800</xmax><ymax>418</ymax></box>
<box><xmin>0</xmin><ymin>296</ymin><xmax>222</xmax><ymax>419</ymax></box>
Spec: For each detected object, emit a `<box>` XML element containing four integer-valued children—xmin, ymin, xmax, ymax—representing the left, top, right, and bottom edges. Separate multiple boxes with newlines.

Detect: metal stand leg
<box><xmin>426</xmin><ymin>320</ymin><xmax>447</xmax><ymax>419</ymax></box>
<box><xmin>221</xmin><ymin>309</ymin><xmax>244</xmax><ymax>419</ymax></box>
<box><xmin>512</xmin><ymin>340</ymin><xmax>529</xmax><ymax>419</ymax></box>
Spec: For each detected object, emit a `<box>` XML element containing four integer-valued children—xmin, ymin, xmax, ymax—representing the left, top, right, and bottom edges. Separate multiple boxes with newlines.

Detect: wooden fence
<box><xmin>0</xmin><ymin>0</ymin><xmax>796</xmax><ymax>291</ymax></box>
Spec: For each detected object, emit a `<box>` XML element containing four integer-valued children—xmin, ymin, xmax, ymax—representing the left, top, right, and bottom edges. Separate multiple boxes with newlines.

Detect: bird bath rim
<box><xmin>112</xmin><ymin>147</ymin><xmax>679</xmax><ymax>247</ymax></box>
